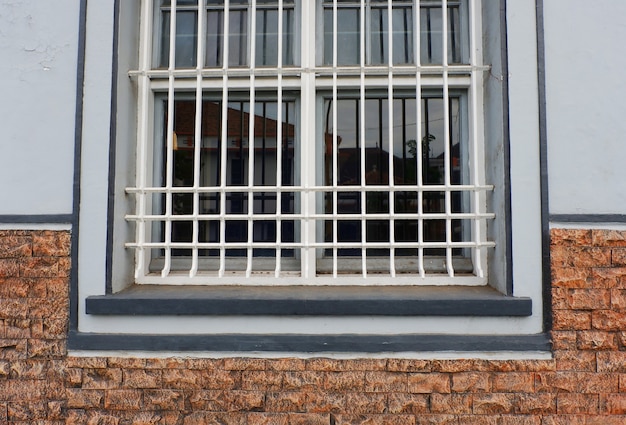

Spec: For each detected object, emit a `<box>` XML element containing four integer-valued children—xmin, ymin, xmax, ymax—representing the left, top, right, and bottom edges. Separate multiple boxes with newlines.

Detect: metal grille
<box><xmin>127</xmin><ymin>0</ymin><xmax>494</xmax><ymax>285</ymax></box>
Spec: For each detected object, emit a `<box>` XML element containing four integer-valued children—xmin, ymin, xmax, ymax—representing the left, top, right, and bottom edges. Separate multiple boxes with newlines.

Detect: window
<box><xmin>128</xmin><ymin>0</ymin><xmax>493</xmax><ymax>285</ymax></box>
<box><xmin>74</xmin><ymin>0</ymin><xmax>547</xmax><ymax>350</ymax></box>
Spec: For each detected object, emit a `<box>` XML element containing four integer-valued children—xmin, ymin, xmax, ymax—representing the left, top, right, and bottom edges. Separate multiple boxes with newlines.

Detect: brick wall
<box><xmin>2</xmin><ymin>228</ymin><xmax>626</xmax><ymax>424</ymax></box>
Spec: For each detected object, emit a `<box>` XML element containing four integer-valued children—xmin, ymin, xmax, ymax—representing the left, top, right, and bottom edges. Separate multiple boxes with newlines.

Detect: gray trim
<box><xmin>105</xmin><ymin>0</ymin><xmax>121</xmax><ymax>295</ymax></box>
<box><xmin>500</xmin><ymin>0</ymin><xmax>514</xmax><ymax>296</ymax></box>
<box><xmin>69</xmin><ymin>0</ymin><xmax>89</xmax><ymax>333</ymax></box>
<box><xmin>535</xmin><ymin>0</ymin><xmax>552</xmax><ymax>332</ymax></box>
<box><xmin>68</xmin><ymin>331</ymin><xmax>551</xmax><ymax>352</ymax></box>
<box><xmin>0</xmin><ymin>215</ymin><xmax>73</xmax><ymax>224</ymax></box>
<box><xmin>550</xmin><ymin>214</ymin><xmax>626</xmax><ymax>224</ymax></box>
<box><xmin>86</xmin><ymin>285</ymin><xmax>533</xmax><ymax>317</ymax></box>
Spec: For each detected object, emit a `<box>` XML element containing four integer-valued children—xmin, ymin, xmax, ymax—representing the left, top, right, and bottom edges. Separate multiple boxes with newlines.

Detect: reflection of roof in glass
<box><xmin>173</xmin><ymin>101</ymin><xmax>295</xmax><ymax>138</ymax></box>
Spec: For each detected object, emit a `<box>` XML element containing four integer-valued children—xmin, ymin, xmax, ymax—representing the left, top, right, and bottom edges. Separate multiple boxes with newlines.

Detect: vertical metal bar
<box><xmin>275</xmin><ymin>0</ymin><xmax>284</xmax><ymax>277</ymax></box>
<box><xmin>190</xmin><ymin>0</ymin><xmax>206</xmax><ymax>278</ymax></box>
<box><xmin>360</xmin><ymin>0</ymin><xmax>366</xmax><ymax>278</ymax></box>
<box><xmin>246</xmin><ymin>0</ymin><xmax>257</xmax><ymax>277</ymax></box>
<box><xmin>332</xmin><ymin>0</ymin><xmax>338</xmax><ymax>278</ymax></box>
<box><xmin>442</xmin><ymin>0</ymin><xmax>454</xmax><ymax>277</ymax></box>
<box><xmin>135</xmin><ymin>0</ymin><xmax>155</xmax><ymax>280</ymax></box>
<box><xmin>219</xmin><ymin>0</ymin><xmax>230</xmax><ymax>277</ymax></box>
<box><xmin>387</xmin><ymin>0</ymin><xmax>396</xmax><ymax>277</ymax></box>
<box><xmin>162</xmin><ymin>0</ymin><xmax>178</xmax><ymax>278</ymax></box>
<box><xmin>415</xmin><ymin>0</ymin><xmax>425</xmax><ymax>277</ymax></box>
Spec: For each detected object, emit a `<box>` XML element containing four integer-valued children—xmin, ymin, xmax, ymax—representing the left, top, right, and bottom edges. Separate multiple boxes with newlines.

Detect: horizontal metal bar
<box><xmin>125</xmin><ymin>212</ymin><xmax>495</xmax><ymax>221</ymax></box>
<box><xmin>126</xmin><ymin>184</ymin><xmax>495</xmax><ymax>193</ymax></box>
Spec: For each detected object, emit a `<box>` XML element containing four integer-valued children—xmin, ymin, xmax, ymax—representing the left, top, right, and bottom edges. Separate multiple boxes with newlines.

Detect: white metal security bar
<box><xmin>128</xmin><ymin>0</ymin><xmax>494</xmax><ymax>286</ymax></box>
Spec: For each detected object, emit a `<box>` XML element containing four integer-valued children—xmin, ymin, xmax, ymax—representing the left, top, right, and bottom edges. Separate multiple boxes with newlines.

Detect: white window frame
<box><xmin>73</xmin><ymin>0</ymin><xmax>546</xmax><ymax>342</ymax></box>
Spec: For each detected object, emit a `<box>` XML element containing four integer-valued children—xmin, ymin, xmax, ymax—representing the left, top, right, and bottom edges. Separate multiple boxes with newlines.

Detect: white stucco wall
<box><xmin>0</xmin><ymin>0</ymin><xmax>79</xmax><ymax>215</ymax></box>
<box><xmin>544</xmin><ymin>0</ymin><xmax>626</xmax><ymax>215</ymax></box>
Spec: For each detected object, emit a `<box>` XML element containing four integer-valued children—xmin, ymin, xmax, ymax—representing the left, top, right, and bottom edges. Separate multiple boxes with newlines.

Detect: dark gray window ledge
<box><xmin>68</xmin><ymin>331</ymin><xmax>550</xmax><ymax>352</ymax></box>
<box><xmin>86</xmin><ymin>284</ymin><xmax>532</xmax><ymax>317</ymax></box>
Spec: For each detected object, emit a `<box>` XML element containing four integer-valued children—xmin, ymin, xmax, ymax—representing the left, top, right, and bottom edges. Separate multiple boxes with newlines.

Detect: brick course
<box><xmin>2</xmin><ymin>228</ymin><xmax>626</xmax><ymax>423</ymax></box>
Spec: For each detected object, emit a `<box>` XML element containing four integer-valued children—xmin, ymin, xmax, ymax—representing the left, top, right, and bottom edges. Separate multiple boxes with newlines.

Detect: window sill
<box><xmin>86</xmin><ymin>284</ymin><xmax>532</xmax><ymax>317</ymax></box>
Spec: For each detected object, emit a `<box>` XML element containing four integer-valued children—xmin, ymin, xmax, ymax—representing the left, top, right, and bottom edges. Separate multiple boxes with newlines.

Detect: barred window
<box><xmin>128</xmin><ymin>0</ymin><xmax>492</xmax><ymax>285</ymax></box>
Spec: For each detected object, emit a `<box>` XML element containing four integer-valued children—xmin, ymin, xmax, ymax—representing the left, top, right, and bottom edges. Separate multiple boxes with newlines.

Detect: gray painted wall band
<box><xmin>69</xmin><ymin>0</ymin><xmax>89</xmax><ymax>333</ymax></box>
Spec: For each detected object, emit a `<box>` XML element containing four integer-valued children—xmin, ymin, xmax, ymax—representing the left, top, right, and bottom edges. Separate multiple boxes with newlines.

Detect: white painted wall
<box><xmin>0</xmin><ymin>1</ymin><xmax>80</xmax><ymax>215</ymax></box>
<box><xmin>544</xmin><ymin>0</ymin><xmax>626</xmax><ymax>215</ymax></box>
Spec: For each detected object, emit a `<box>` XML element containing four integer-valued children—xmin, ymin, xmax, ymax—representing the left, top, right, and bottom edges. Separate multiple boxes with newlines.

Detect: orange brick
<box><xmin>407</xmin><ymin>373</ymin><xmax>450</xmax><ymax>393</ymax></box>
<box><xmin>451</xmin><ymin>372</ymin><xmax>490</xmax><ymax>392</ymax></box>
<box><xmin>551</xmin><ymin>331</ymin><xmax>577</xmax><ymax>350</ymax></box>
<box><xmin>363</xmin><ymin>371</ymin><xmax>406</xmax><ymax>392</ymax></box>
<box><xmin>386</xmin><ymin>359</ymin><xmax>431</xmax><ymax>372</ymax></box>
<box><xmin>551</xmin><ymin>267</ymin><xmax>590</xmax><ymax>288</ymax></box>
<box><xmin>576</xmin><ymin>330</ymin><xmax>617</xmax><ymax>350</ymax></box>
<box><xmin>430</xmin><ymin>393</ymin><xmax>472</xmax><ymax>414</ymax></box>
<box><xmin>334</xmin><ymin>414</ymin><xmax>416</xmax><ymax>425</ymax></box>
<box><xmin>122</xmin><ymin>369</ymin><xmax>161</xmax><ymax>389</ymax></box>
<box><xmin>223</xmin><ymin>358</ymin><xmax>266</xmax><ymax>371</ymax></box>
<box><xmin>104</xmin><ymin>389</ymin><xmax>143</xmax><ymax>410</ymax></box>
<box><xmin>516</xmin><ymin>393</ymin><xmax>556</xmax><ymax>414</ymax></box>
<box><xmin>241</xmin><ymin>370</ymin><xmax>283</xmax><ymax>391</ymax></box>
<box><xmin>603</xmin><ymin>394</ymin><xmax>626</xmax><ymax>414</ymax></box>
<box><xmin>245</xmin><ymin>413</ymin><xmax>289</xmax><ymax>425</ymax></box>
<box><xmin>535</xmin><ymin>373</ymin><xmax>577</xmax><ymax>393</ymax></box>
<box><xmin>589</xmin><ymin>267</ymin><xmax>626</xmax><ymax>288</ymax></box>
<box><xmin>592</xmin><ymin>229</ymin><xmax>626</xmax><ymax>247</ymax></box>
<box><xmin>32</xmin><ymin>232</ymin><xmax>70</xmax><ymax>257</ymax></box>
<box><xmin>592</xmin><ymin>310</ymin><xmax>626</xmax><ymax>330</ymax></box>
<box><xmin>323</xmin><ymin>371</ymin><xmax>365</xmax><ymax>391</ymax></box>
<box><xmin>19</xmin><ymin>257</ymin><xmax>59</xmax><ymax>278</ymax></box>
<box><xmin>288</xmin><ymin>413</ymin><xmax>330</xmax><ymax>425</ymax></box>
<box><xmin>0</xmin><ymin>236</ymin><xmax>32</xmax><ymax>258</ymax></box>
<box><xmin>66</xmin><ymin>389</ymin><xmax>104</xmax><ymax>409</ymax></box>
<box><xmin>557</xmin><ymin>393</ymin><xmax>599</xmax><ymax>414</ymax></box>
<box><xmin>611</xmin><ymin>289</ymin><xmax>626</xmax><ymax>309</ymax></box>
<box><xmin>567</xmin><ymin>289</ymin><xmax>611</xmax><ymax>310</ymax></box>
<box><xmin>344</xmin><ymin>392</ymin><xmax>386</xmax><ymax>414</ymax></box>
<box><xmin>143</xmin><ymin>389</ymin><xmax>184</xmax><ymax>411</ymax></box>
<box><xmin>554</xmin><ymin>350</ymin><xmax>596</xmax><ymax>371</ymax></box>
<box><xmin>614</xmin><ymin>248</ymin><xmax>626</xmax><ymax>266</ymax></box>
<box><xmin>82</xmin><ymin>368</ymin><xmax>122</xmax><ymax>390</ymax></box>
<box><xmin>551</xmin><ymin>246</ymin><xmax>611</xmax><ymax>268</ymax></box>
<box><xmin>282</xmin><ymin>371</ymin><xmax>325</xmax><ymax>391</ymax></box>
<box><xmin>266</xmin><ymin>358</ymin><xmax>306</xmax><ymax>371</ymax></box>
<box><xmin>499</xmin><ymin>416</ymin><xmax>541</xmax><ymax>425</ymax></box>
<box><xmin>491</xmin><ymin>373</ymin><xmax>534</xmax><ymax>392</ymax></box>
<box><xmin>387</xmin><ymin>393</ymin><xmax>429</xmax><ymax>414</ymax></box>
<box><xmin>553</xmin><ymin>310</ymin><xmax>591</xmax><ymax>330</ymax></box>
<box><xmin>551</xmin><ymin>229</ymin><xmax>592</xmax><ymax>246</ymax></box>
<box><xmin>472</xmin><ymin>393</ymin><xmax>515</xmax><ymax>414</ymax></box>
<box><xmin>413</xmin><ymin>415</ymin><xmax>457</xmax><ymax>425</ymax></box>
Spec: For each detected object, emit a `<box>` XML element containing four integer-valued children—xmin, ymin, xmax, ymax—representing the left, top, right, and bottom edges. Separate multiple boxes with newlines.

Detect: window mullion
<box><xmin>246</xmin><ymin>0</ymin><xmax>257</xmax><ymax>278</ymax></box>
<box><xmin>190</xmin><ymin>0</ymin><xmax>207</xmax><ymax>278</ymax></box>
<box><xmin>301</xmin><ymin>0</ymin><xmax>317</xmax><ymax>279</ymax></box>
<box><xmin>275</xmin><ymin>0</ymin><xmax>284</xmax><ymax>277</ymax></box>
<box><xmin>414</xmin><ymin>0</ymin><xmax>425</xmax><ymax>277</ymax></box>
<box><xmin>360</xmin><ymin>0</ymin><xmax>366</xmax><ymax>278</ymax></box>
<box><xmin>162</xmin><ymin>0</ymin><xmax>179</xmax><ymax>278</ymax></box>
<box><xmin>219</xmin><ymin>0</ymin><xmax>230</xmax><ymax>277</ymax></box>
<box><xmin>387</xmin><ymin>0</ymin><xmax>396</xmax><ymax>277</ymax></box>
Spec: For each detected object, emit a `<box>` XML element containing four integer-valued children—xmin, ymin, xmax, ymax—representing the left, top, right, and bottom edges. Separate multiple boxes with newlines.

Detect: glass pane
<box><xmin>255</xmin><ymin>8</ymin><xmax>295</xmax><ymax>66</ymax></box>
<box><xmin>370</xmin><ymin>6</ymin><xmax>414</xmax><ymax>65</ymax></box>
<box><xmin>229</xmin><ymin>9</ymin><xmax>248</xmax><ymax>66</ymax></box>
<box><xmin>205</xmin><ymin>10</ymin><xmax>224</xmax><ymax>67</ymax></box>
<box><xmin>160</xmin><ymin>11</ymin><xmax>198</xmax><ymax>68</ymax></box>
<box><xmin>164</xmin><ymin>96</ymin><xmax>297</xmax><ymax>260</ymax></box>
<box><xmin>420</xmin><ymin>3</ymin><xmax>464</xmax><ymax>64</ymax></box>
<box><xmin>324</xmin><ymin>7</ymin><xmax>360</xmax><ymax>65</ymax></box>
